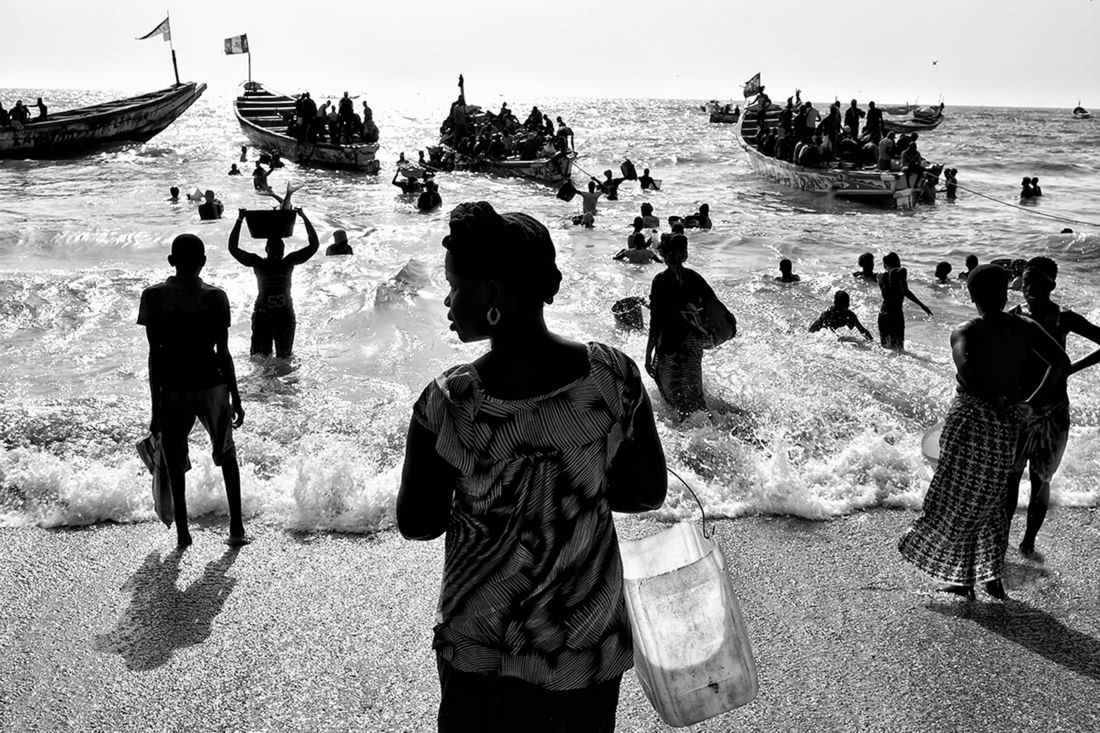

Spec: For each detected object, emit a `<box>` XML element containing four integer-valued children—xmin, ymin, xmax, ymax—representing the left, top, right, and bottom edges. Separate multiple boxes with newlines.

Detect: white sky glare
<box><xmin>2</xmin><ymin>0</ymin><xmax>1097</xmax><ymax>107</ymax></box>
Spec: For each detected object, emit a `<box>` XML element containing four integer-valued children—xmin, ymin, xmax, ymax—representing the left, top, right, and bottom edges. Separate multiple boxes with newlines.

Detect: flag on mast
<box><xmin>224</xmin><ymin>34</ymin><xmax>249</xmax><ymax>55</ymax></box>
<box><xmin>136</xmin><ymin>17</ymin><xmax>171</xmax><ymax>42</ymax></box>
<box><xmin>742</xmin><ymin>72</ymin><xmax>762</xmax><ymax>98</ymax></box>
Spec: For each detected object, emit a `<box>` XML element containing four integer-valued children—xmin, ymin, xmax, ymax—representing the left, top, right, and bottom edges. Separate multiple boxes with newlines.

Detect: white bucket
<box><xmin>620</xmin><ymin>521</ymin><xmax>758</xmax><ymax>728</ymax></box>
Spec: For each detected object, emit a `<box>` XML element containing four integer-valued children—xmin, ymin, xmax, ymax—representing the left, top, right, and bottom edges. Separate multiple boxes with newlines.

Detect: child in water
<box><xmin>614</xmin><ymin>233</ymin><xmax>662</xmax><ymax>265</ymax></box>
<box><xmin>809</xmin><ymin>291</ymin><xmax>873</xmax><ymax>340</ymax></box>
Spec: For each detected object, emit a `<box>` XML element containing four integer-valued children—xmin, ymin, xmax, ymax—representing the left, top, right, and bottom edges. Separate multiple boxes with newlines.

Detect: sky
<box><xmin>2</xmin><ymin>0</ymin><xmax>1098</xmax><ymax>108</ymax></box>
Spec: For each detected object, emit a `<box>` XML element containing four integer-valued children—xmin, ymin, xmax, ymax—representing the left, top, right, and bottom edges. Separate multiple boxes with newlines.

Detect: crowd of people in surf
<box><xmin>143</xmin><ymin>195</ymin><xmax>1099</xmax><ymax>729</ymax></box>
<box><xmin>0</xmin><ymin>97</ymin><xmax>48</xmax><ymax>128</ymax></box>
<box><xmin>281</xmin><ymin>90</ymin><xmax>379</xmax><ymax>146</ymax></box>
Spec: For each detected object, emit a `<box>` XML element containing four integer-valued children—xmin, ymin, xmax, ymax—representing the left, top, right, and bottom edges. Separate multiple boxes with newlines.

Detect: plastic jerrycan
<box><xmin>618</xmin><ymin>480</ymin><xmax>758</xmax><ymax>727</ymax></box>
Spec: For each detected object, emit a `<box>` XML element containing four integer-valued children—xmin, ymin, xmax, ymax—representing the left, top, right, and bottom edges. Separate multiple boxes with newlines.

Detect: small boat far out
<box><xmin>0</xmin><ymin>82</ymin><xmax>206</xmax><ymax>160</ymax></box>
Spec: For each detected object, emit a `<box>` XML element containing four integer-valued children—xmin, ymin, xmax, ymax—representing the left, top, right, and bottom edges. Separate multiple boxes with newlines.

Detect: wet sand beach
<box><xmin>3</xmin><ymin>509</ymin><xmax>1098</xmax><ymax>732</ymax></box>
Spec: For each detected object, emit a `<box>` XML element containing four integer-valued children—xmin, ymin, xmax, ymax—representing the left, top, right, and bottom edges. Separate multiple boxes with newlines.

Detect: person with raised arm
<box><xmin>877</xmin><ymin>252</ymin><xmax>932</xmax><ymax>350</ymax></box>
<box><xmin>398</xmin><ymin>201</ymin><xmax>666</xmax><ymax>731</ymax></box>
<box><xmin>228</xmin><ymin>208</ymin><xmax>319</xmax><ymax>359</ymax></box>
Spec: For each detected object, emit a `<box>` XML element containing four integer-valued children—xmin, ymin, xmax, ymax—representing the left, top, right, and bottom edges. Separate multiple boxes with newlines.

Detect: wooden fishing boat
<box><xmin>233</xmin><ymin>83</ymin><xmax>381</xmax><ymax>173</ymax></box>
<box><xmin>422</xmin><ymin>145</ymin><xmax>575</xmax><ymax>185</ymax></box>
<box><xmin>0</xmin><ymin>82</ymin><xmax>206</xmax><ymax>159</ymax></box>
<box><xmin>1072</xmin><ymin>105</ymin><xmax>1091</xmax><ymax>119</ymax></box>
<box><xmin>709</xmin><ymin>109</ymin><xmax>741</xmax><ymax>124</ymax></box>
<box><xmin>738</xmin><ymin>104</ymin><xmax>926</xmax><ymax>206</ymax></box>
<box><xmin>882</xmin><ymin>104</ymin><xmax>945</xmax><ymax>132</ymax></box>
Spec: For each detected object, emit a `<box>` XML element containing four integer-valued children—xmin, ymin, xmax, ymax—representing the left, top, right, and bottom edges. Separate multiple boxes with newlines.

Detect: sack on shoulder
<box><xmin>701</xmin><ymin>296</ymin><xmax>737</xmax><ymax>349</ymax></box>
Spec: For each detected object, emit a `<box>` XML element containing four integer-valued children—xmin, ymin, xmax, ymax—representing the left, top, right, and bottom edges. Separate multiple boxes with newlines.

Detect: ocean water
<box><xmin>2</xmin><ymin>86</ymin><xmax>1099</xmax><ymax>532</ymax></box>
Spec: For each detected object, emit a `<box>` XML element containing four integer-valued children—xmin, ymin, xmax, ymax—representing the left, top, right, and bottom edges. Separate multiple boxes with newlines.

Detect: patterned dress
<box><xmin>412</xmin><ymin>342</ymin><xmax>644</xmax><ymax>690</ymax></box>
<box><xmin>898</xmin><ymin>393</ymin><xmax>1022</xmax><ymax>584</ymax></box>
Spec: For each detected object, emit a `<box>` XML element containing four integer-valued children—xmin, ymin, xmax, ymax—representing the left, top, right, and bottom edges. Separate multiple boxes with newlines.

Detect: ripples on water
<box><xmin>2</xmin><ymin>87</ymin><xmax>1099</xmax><ymax>530</ymax></box>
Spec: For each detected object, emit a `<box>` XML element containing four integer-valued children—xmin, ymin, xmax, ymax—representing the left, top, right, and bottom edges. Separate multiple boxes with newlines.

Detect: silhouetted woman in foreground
<box><xmin>898</xmin><ymin>265</ymin><xmax>1068</xmax><ymax>600</ymax></box>
<box><xmin>398</xmin><ymin>201</ymin><xmax>667</xmax><ymax>732</ymax></box>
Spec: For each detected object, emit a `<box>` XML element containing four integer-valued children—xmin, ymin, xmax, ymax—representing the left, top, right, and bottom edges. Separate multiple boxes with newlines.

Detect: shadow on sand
<box><xmin>928</xmin><ymin>597</ymin><xmax>1100</xmax><ymax>683</ymax></box>
<box><xmin>94</xmin><ymin>547</ymin><xmax>239</xmax><ymax>671</ymax></box>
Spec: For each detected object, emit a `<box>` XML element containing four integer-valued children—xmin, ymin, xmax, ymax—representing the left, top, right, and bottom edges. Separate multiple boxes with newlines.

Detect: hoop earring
<box><xmin>487</xmin><ymin>306</ymin><xmax>501</xmax><ymax>326</ymax></box>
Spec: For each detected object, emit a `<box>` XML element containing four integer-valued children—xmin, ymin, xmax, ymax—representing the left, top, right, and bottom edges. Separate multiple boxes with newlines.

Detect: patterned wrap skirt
<box><xmin>653</xmin><ymin>337</ymin><xmax>706</xmax><ymax>419</ymax></box>
<box><xmin>898</xmin><ymin>393</ymin><xmax>1022</xmax><ymax>585</ymax></box>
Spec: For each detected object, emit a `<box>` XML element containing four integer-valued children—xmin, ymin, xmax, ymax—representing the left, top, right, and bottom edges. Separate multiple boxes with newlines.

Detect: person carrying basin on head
<box><xmin>228</xmin><ymin>207</ymin><xmax>319</xmax><ymax>359</ymax></box>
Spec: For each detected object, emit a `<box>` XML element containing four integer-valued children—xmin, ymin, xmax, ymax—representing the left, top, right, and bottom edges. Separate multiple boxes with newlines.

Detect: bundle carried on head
<box><xmin>444</xmin><ymin>201</ymin><xmax>562</xmax><ymax>305</ymax></box>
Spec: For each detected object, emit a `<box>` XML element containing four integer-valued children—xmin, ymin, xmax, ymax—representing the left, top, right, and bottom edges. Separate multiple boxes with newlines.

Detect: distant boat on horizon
<box><xmin>1073</xmin><ymin>102</ymin><xmax>1091</xmax><ymax>119</ymax></box>
<box><xmin>0</xmin><ymin>82</ymin><xmax>206</xmax><ymax>160</ymax></box>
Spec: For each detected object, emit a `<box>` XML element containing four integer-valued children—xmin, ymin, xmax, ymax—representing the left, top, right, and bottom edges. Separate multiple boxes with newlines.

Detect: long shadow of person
<box><xmin>927</xmin><ymin>598</ymin><xmax>1100</xmax><ymax>683</ymax></box>
<box><xmin>94</xmin><ymin>547</ymin><xmax>239</xmax><ymax>671</ymax></box>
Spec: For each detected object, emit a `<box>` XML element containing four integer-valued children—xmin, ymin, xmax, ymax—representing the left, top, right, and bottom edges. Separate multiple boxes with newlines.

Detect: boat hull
<box><xmin>1073</xmin><ymin>111</ymin><xmax>1091</xmax><ymax>119</ymax></box>
<box><xmin>428</xmin><ymin>148</ymin><xmax>575</xmax><ymax>185</ymax></box>
<box><xmin>881</xmin><ymin>114</ymin><xmax>944</xmax><ymax>132</ymax></box>
<box><xmin>738</xmin><ymin>108</ymin><xmax>913</xmax><ymax>205</ymax></box>
<box><xmin>0</xmin><ymin>83</ymin><xmax>206</xmax><ymax>159</ymax></box>
<box><xmin>709</xmin><ymin>112</ymin><xmax>740</xmax><ymax>124</ymax></box>
<box><xmin>234</xmin><ymin>85</ymin><xmax>381</xmax><ymax>173</ymax></box>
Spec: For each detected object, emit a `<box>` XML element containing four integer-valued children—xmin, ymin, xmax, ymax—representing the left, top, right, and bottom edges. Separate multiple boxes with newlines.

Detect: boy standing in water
<box><xmin>1005</xmin><ymin>257</ymin><xmax>1100</xmax><ymax>557</ymax></box>
<box><xmin>139</xmin><ymin>234</ymin><xmax>248</xmax><ymax>548</ymax></box>
<box><xmin>229</xmin><ymin>208</ymin><xmax>319</xmax><ymax>359</ymax></box>
<box><xmin>877</xmin><ymin>252</ymin><xmax>932</xmax><ymax>350</ymax></box>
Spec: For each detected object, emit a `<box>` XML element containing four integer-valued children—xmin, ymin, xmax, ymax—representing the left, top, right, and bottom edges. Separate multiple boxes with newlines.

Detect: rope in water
<box><xmin>954</xmin><ymin>183</ymin><xmax>1100</xmax><ymax>228</ymax></box>
<box><xmin>666</xmin><ymin>467</ymin><xmax>710</xmax><ymax>539</ymax></box>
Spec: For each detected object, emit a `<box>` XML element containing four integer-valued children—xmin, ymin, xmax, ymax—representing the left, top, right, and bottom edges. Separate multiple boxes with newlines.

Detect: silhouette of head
<box><xmin>1031</xmin><ymin>177</ymin><xmax>1039</xmax><ymax>186</ymax></box>
<box><xmin>588</xmin><ymin>181</ymin><xmax>596</xmax><ymax>193</ymax></box>
<box><xmin>169</xmin><ymin>186</ymin><xmax>180</xmax><ymax>198</ymax></box>
<box><xmin>965</xmin><ymin>254</ymin><xmax>979</xmax><ymax>270</ymax></box>
<box><xmin>883</xmin><ymin>252</ymin><xmax>901</xmax><ymax>269</ymax></box>
<box><xmin>169</xmin><ymin>234</ymin><xmax>206</xmax><ymax>276</ymax></box>
<box><xmin>779</xmin><ymin>259</ymin><xmax>793</xmax><ymax>273</ymax></box>
<box><xmin>966</xmin><ymin>264</ymin><xmax>1010</xmax><ymax>311</ymax></box>
<box><xmin>858</xmin><ymin>252</ymin><xmax>874</xmax><ymax>270</ymax></box>
<box><xmin>1023</xmin><ymin>256</ymin><xmax>1057</xmax><ymax>302</ymax></box>
<box><xmin>935</xmin><ymin>261</ymin><xmax>952</xmax><ymax>279</ymax></box>
<box><xmin>699</xmin><ymin>203</ymin><xmax>709</xmax><ymax>215</ymax></box>
<box><xmin>442</xmin><ymin>201</ymin><xmax>562</xmax><ymax>343</ymax></box>
<box><xmin>204</xmin><ymin>190</ymin><xmax>215</xmax><ymax>202</ymax></box>
<box><xmin>659</xmin><ymin>233</ymin><xmax>688</xmax><ymax>266</ymax></box>
<box><xmin>629</xmin><ymin>232</ymin><xmax>647</xmax><ymax>249</ymax></box>
<box><xmin>1022</xmin><ymin>176</ymin><xmax>1032</xmax><ymax>186</ymax></box>
<box><xmin>265</xmin><ymin>238</ymin><xmax>285</xmax><ymax>258</ymax></box>
<box><xmin>641</xmin><ymin>202</ymin><xmax>653</xmax><ymax>216</ymax></box>
<box><xmin>633</xmin><ymin>216</ymin><xmax>644</xmax><ymax>231</ymax></box>
<box><xmin>834</xmin><ymin>291</ymin><xmax>850</xmax><ymax>309</ymax></box>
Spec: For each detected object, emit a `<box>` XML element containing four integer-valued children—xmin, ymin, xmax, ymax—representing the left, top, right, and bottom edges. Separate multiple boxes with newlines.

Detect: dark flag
<box><xmin>742</xmin><ymin>72</ymin><xmax>761</xmax><ymax>98</ymax></box>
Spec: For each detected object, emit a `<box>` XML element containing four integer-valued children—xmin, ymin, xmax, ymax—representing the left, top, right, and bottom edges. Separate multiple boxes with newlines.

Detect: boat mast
<box><xmin>167</xmin><ymin>10</ymin><xmax>180</xmax><ymax>85</ymax></box>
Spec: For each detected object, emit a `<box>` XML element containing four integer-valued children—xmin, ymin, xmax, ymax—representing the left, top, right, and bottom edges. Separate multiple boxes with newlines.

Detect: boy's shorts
<box><xmin>160</xmin><ymin>384</ymin><xmax>236</xmax><ymax>468</ymax></box>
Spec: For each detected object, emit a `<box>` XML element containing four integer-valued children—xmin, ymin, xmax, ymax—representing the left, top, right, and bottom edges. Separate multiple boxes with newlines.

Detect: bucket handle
<box><xmin>666</xmin><ymin>467</ymin><xmax>710</xmax><ymax>539</ymax></box>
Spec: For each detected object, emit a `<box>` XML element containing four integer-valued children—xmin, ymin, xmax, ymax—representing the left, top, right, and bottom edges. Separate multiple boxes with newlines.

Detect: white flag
<box><xmin>136</xmin><ymin>17</ymin><xmax>171</xmax><ymax>42</ymax></box>
<box><xmin>224</xmin><ymin>34</ymin><xmax>249</xmax><ymax>55</ymax></box>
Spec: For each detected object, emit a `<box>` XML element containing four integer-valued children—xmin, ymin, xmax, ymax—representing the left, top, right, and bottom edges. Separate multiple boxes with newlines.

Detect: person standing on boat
<box><xmin>778</xmin><ymin>98</ymin><xmax>795</xmax><ymax>137</ymax></box>
<box><xmin>228</xmin><ymin>208</ymin><xmax>320</xmax><ymax>359</ymax></box>
<box><xmin>9</xmin><ymin>100</ymin><xmax>29</xmax><ymax>128</ymax></box>
<box><xmin>877</xmin><ymin>252</ymin><xmax>932</xmax><ymax>350</ymax></box>
<box><xmin>898</xmin><ymin>265</ymin><xmax>1068</xmax><ymax>601</ymax></box>
<box><xmin>844</xmin><ymin>99</ymin><xmax>864</xmax><ymax>139</ymax></box>
<box><xmin>803</xmin><ymin>102</ymin><xmax>820</xmax><ymax>140</ymax></box>
<box><xmin>877</xmin><ymin>132</ymin><xmax>896</xmax><ymax>171</ymax></box>
<box><xmin>1004</xmin><ymin>257</ymin><xmax>1100</xmax><ymax>558</ymax></box>
<box><xmin>555</xmin><ymin>117</ymin><xmax>575</xmax><ymax>153</ymax></box>
<box><xmin>34</xmin><ymin>97</ymin><xmax>47</xmax><ymax>121</ymax></box>
<box><xmin>0</xmin><ymin>103</ymin><xmax>9</xmax><ymax>128</ymax></box>
<box><xmin>865</xmin><ymin>101</ymin><xmax>883</xmax><ymax>143</ymax></box>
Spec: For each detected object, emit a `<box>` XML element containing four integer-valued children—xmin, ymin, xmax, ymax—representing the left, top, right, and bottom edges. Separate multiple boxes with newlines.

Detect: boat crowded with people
<box><xmin>233</xmin><ymin>82</ymin><xmax>381</xmax><ymax>173</ymax></box>
<box><xmin>881</xmin><ymin>103</ymin><xmax>945</xmax><ymax>132</ymax></box>
<box><xmin>423</xmin><ymin>76</ymin><xmax>575</xmax><ymax>186</ymax></box>
<box><xmin>737</xmin><ymin>101</ymin><xmax>941</xmax><ymax>208</ymax></box>
<box><xmin>0</xmin><ymin>83</ymin><xmax>206</xmax><ymax>159</ymax></box>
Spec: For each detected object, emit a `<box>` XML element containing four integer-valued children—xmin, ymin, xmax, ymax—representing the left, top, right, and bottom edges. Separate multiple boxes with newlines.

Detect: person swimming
<box><xmin>958</xmin><ymin>254</ymin><xmax>979</xmax><ymax>281</ymax></box>
<box><xmin>228</xmin><ymin>164</ymin><xmax>241</xmax><ymax>176</ymax></box>
<box><xmin>325</xmin><ymin>230</ymin><xmax>353</xmax><ymax>256</ymax></box>
<box><xmin>809</xmin><ymin>290</ymin><xmax>873</xmax><ymax>340</ymax></box>
<box><xmin>614</xmin><ymin>232</ymin><xmax>662</xmax><ymax>265</ymax></box>
<box><xmin>168</xmin><ymin>186</ymin><xmax>180</xmax><ymax>203</ymax></box>
<box><xmin>853</xmin><ymin>252</ymin><xmax>877</xmax><ymax>282</ymax></box>
<box><xmin>934</xmin><ymin>261</ymin><xmax>953</xmax><ymax>284</ymax></box>
<box><xmin>775</xmin><ymin>258</ymin><xmax>801</xmax><ymax>283</ymax></box>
